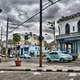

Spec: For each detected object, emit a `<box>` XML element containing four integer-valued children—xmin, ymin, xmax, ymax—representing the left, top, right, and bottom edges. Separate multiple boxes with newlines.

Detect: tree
<box><xmin>13</xmin><ymin>33</ymin><xmax>21</xmax><ymax>60</ymax></box>
<box><xmin>24</xmin><ymin>33</ymin><xmax>28</xmax><ymax>44</ymax></box>
<box><xmin>13</xmin><ymin>33</ymin><xmax>21</xmax><ymax>44</ymax></box>
<box><xmin>24</xmin><ymin>34</ymin><xmax>29</xmax><ymax>40</ymax></box>
<box><xmin>24</xmin><ymin>33</ymin><xmax>32</xmax><ymax>45</ymax></box>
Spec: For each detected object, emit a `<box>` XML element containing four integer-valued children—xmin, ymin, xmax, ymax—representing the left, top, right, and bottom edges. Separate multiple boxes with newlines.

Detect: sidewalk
<box><xmin>0</xmin><ymin>61</ymin><xmax>80</xmax><ymax>72</ymax></box>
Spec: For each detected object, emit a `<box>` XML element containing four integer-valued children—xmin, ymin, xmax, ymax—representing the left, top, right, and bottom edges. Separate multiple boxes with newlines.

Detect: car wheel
<box><xmin>68</xmin><ymin>60</ymin><xmax>71</xmax><ymax>62</ymax></box>
<box><xmin>28</xmin><ymin>57</ymin><xmax>30</xmax><ymax>59</ymax></box>
<box><xmin>47</xmin><ymin>58</ymin><xmax>51</xmax><ymax>62</ymax></box>
<box><xmin>60</xmin><ymin>58</ymin><xmax>64</xmax><ymax>62</ymax></box>
<box><xmin>72</xmin><ymin>56</ymin><xmax>77</xmax><ymax>61</ymax></box>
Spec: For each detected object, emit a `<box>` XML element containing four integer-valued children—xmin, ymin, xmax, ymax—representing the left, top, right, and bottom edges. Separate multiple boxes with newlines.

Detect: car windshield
<box><xmin>62</xmin><ymin>51</ymin><xmax>68</xmax><ymax>54</ymax></box>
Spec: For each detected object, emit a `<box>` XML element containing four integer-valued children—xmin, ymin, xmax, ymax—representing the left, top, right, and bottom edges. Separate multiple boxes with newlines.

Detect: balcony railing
<box><xmin>56</xmin><ymin>32</ymin><xmax>80</xmax><ymax>40</ymax></box>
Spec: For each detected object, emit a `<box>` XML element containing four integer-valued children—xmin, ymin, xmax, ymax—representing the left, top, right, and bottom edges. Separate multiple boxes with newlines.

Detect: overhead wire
<box><xmin>8</xmin><ymin>1</ymin><xmax>50</xmax><ymax>33</ymax></box>
<box><xmin>9</xmin><ymin>0</ymin><xmax>62</xmax><ymax>34</ymax></box>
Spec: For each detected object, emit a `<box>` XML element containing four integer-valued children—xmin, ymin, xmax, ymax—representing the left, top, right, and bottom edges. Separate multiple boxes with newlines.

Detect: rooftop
<box><xmin>58</xmin><ymin>12</ymin><xmax>80</xmax><ymax>23</ymax></box>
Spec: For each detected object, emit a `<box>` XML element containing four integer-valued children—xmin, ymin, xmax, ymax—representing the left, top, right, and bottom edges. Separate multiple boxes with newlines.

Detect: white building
<box><xmin>56</xmin><ymin>12</ymin><xmax>80</xmax><ymax>58</ymax></box>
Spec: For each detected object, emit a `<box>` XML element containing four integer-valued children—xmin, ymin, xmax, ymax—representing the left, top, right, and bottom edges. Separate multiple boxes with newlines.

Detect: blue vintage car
<box><xmin>46</xmin><ymin>51</ymin><xmax>73</xmax><ymax>62</ymax></box>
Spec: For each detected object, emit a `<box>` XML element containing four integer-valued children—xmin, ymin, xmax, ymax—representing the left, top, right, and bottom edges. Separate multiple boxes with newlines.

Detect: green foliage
<box><xmin>13</xmin><ymin>33</ymin><xmax>21</xmax><ymax>44</ymax></box>
<box><xmin>13</xmin><ymin>33</ymin><xmax>21</xmax><ymax>60</ymax></box>
<box><xmin>15</xmin><ymin>50</ymin><xmax>20</xmax><ymax>58</ymax></box>
<box><xmin>24</xmin><ymin>34</ymin><xmax>29</xmax><ymax>40</ymax></box>
<box><xmin>2</xmin><ymin>47</ymin><xmax>6</xmax><ymax>55</ymax></box>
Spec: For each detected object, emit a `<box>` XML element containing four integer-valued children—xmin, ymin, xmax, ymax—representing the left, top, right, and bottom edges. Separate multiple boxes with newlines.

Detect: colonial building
<box><xmin>56</xmin><ymin>12</ymin><xmax>80</xmax><ymax>57</ymax></box>
<box><xmin>16</xmin><ymin>32</ymin><xmax>48</xmax><ymax>47</ymax></box>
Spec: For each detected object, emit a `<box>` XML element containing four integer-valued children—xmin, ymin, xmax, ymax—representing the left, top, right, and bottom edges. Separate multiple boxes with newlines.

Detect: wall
<box><xmin>58</xmin><ymin>17</ymin><xmax>80</xmax><ymax>35</ymax></box>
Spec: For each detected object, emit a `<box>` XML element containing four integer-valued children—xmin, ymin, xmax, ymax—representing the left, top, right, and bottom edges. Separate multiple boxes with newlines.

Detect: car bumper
<box><xmin>64</xmin><ymin>58</ymin><xmax>72</xmax><ymax>61</ymax></box>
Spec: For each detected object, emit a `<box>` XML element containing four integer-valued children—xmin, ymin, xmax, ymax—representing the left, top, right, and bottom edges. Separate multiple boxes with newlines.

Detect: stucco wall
<box><xmin>58</xmin><ymin>17</ymin><xmax>80</xmax><ymax>35</ymax></box>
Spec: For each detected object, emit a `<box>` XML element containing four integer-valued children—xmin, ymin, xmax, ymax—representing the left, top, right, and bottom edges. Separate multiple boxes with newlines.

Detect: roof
<box><xmin>57</xmin><ymin>12</ymin><xmax>80</xmax><ymax>23</ymax></box>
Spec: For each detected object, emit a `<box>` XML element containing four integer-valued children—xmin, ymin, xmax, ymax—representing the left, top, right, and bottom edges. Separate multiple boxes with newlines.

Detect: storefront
<box><xmin>57</xmin><ymin>36</ymin><xmax>80</xmax><ymax>58</ymax></box>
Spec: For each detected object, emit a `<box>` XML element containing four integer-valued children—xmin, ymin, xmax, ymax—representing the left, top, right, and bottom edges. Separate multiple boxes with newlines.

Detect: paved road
<box><xmin>8</xmin><ymin>57</ymin><xmax>80</xmax><ymax>67</ymax></box>
<box><xmin>22</xmin><ymin>57</ymin><xmax>80</xmax><ymax>67</ymax></box>
<box><xmin>0</xmin><ymin>71</ymin><xmax>80</xmax><ymax>80</ymax></box>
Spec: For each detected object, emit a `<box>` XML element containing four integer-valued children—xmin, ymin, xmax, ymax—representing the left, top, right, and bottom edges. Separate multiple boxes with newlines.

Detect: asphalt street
<box><xmin>7</xmin><ymin>57</ymin><xmax>80</xmax><ymax>70</ymax></box>
<box><xmin>21</xmin><ymin>57</ymin><xmax>80</xmax><ymax>67</ymax></box>
<box><xmin>0</xmin><ymin>71</ymin><xmax>80</xmax><ymax>80</ymax></box>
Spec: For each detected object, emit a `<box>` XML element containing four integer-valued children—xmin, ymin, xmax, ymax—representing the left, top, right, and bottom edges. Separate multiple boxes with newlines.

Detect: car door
<box><xmin>52</xmin><ymin>52</ymin><xmax>59</xmax><ymax>61</ymax></box>
<box><xmin>49</xmin><ymin>52</ymin><xmax>54</xmax><ymax>60</ymax></box>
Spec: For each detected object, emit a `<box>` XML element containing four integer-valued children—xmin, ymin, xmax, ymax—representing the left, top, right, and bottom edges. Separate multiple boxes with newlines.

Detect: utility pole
<box><xmin>0</xmin><ymin>9</ymin><xmax>2</xmax><ymax>55</ymax></box>
<box><xmin>1</xmin><ymin>26</ymin><xmax>3</xmax><ymax>54</ymax></box>
<box><xmin>5</xmin><ymin>17</ymin><xmax>9</xmax><ymax>61</ymax></box>
<box><xmin>39</xmin><ymin>0</ymin><xmax>43</xmax><ymax>67</ymax></box>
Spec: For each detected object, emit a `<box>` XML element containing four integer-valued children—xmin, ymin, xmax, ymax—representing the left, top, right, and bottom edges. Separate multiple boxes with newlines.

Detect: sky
<box><xmin>0</xmin><ymin>0</ymin><xmax>80</xmax><ymax>43</ymax></box>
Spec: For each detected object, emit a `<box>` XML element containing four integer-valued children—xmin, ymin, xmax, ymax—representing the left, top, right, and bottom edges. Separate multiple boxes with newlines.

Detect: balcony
<box><xmin>56</xmin><ymin>32</ymin><xmax>80</xmax><ymax>41</ymax></box>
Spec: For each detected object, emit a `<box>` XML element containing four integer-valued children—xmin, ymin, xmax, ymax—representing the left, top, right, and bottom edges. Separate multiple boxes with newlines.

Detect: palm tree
<box><xmin>24</xmin><ymin>33</ymin><xmax>31</xmax><ymax>45</ymax></box>
<box><xmin>13</xmin><ymin>33</ymin><xmax>21</xmax><ymax>44</ymax></box>
<box><xmin>24</xmin><ymin>33</ymin><xmax>29</xmax><ymax>44</ymax></box>
<box><xmin>13</xmin><ymin>33</ymin><xmax>21</xmax><ymax>60</ymax></box>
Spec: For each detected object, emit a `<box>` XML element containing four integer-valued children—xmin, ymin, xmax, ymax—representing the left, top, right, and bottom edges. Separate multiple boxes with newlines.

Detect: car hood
<box><xmin>60</xmin><ymin>53</ymin><xmax>72</xmax><ymax>57</ymax></box>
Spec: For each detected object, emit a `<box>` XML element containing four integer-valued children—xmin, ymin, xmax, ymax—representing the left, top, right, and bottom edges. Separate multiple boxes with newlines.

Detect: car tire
<box><xmin>47</xmin><ymin>58</ymin><xmax>51</xmax><ymax>62</ymax></box>
<box><xmin>72</xmin><ymin>56</ymin><xmax>77</xmax><ymax>61</ymax></box>
<box><xmin>68</xmin><ymin>60</ymin><xmax>71</xmax><ymax>62</ymax></box>
<box><xmin>60</xmin><ymin>58</ymin><xmax>64</xmax><ymax>62</ymax></box>
<box><xmin>28</xmin><ymin>57</ymin><xmax>30</xmax><ymax>59</ymax></box>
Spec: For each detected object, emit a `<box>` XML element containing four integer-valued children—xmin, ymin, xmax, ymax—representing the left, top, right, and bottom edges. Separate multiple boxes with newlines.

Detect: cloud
<box><xmin>43</xmin><ymin>5</ymin><xmax>60</xmax><ymax>21</ymax></box>
<box><xmin>0</xmin><ymin>0</ymin><xmax>80</xmax><ymax>41</ymax></box>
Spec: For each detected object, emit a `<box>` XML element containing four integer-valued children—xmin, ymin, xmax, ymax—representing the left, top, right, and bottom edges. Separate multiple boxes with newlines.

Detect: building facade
<box><xmin>56</xmin><ymin>12</ymin><xmax>80</xmax><ymax>57</ymax></box>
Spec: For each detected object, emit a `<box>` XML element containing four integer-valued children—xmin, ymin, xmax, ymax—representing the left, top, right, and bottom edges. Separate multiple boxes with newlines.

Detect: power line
<box><xmin>16</xmin><ymin>1</ymin><xmax>50</xmax><ymax>20</ymax></box>
<box><xmin>8</xmin><ymin>1</ymin><xmax>51</xmax><ymax>33</ymax></box>
<box><xmin>9</xmin><ymin>1</ymin><xmax>50</xmax><ymax>33</ymax></box>
<box><xmin>8</xmin><ymin>1</ymin><xmax>50</xmax><ymax>29</ymax></box>
<box><xmin>9</xmin><ymin>0</ymin><xmax>62</xmax><ymax>33</ymax></box>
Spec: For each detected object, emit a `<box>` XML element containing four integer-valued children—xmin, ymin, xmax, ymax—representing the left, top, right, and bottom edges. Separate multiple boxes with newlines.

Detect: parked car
<box><xmin>46</xmin><ymin>51</ymin><xmax>73</xmax><ymax>62</ymax></box>
<box><xmin>69</xmin><ymin>53</ymin><xmax>78</xmax><ymax>61</ymax></box>
<box><xmin>20</xmin><ymin>54</ymin><xmax>31</xmax><ymax>59</ymax></box>
<box><xmin>62</xmin><ymin>51</ymin><xmax>78</xmax><ymax>61</ymax></box>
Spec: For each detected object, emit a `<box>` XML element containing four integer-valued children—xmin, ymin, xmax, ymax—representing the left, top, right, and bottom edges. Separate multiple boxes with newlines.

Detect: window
<box><xmin>77</xmin><ymin>20</ymin><xmax>80</xmax><ymax>32</ymax></box>
<box><xmin>35</xmin><ymin>47</ymin><xmax>37</xmax><ymax>49</ymax></box>
<box><xmin>50</xmin><ymin>52</ymin><xmax>58</xmax><ymax>55</ymax></box>
<box><xmin>21</xmin><ymin>48</ymin><xmax>23</xmax><ymax>55</ymax></box>
<box><xmin>53</xmin><ymin>52</ymin><xmax>58</xmax><ymax>55</ymax></box>
<box><xmin>24</xmin><ymin>47</ymin><xmax>29</xmax><ymax>51</ymax></box>
<box><xmin>58</xmin><ymin>26</ymin><xmax>60</xmax><ymax>35</ymax></box>
<box><xmin>73</xmin><ymin>26</ymin><xmax>75</xmax><ymax>31</ymax></box>
<box><xmin>65</xmin><ymin>23</ymin><xmax>70</xmax><ymax>34</ymax></box>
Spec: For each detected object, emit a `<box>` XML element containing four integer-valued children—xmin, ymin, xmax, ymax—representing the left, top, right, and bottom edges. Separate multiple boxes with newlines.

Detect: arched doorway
<box><xmin>78</xmin><ymin>20</ymin><xmax>80</xmax><ymax>32</ymax></box>
<box><xmin>65</xmin><ymin>23</ymin><xmax>70</xmax><ymax>34</ymax></box>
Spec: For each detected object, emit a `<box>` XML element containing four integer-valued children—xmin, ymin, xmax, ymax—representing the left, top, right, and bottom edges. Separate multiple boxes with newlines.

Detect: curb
<box><xmin>0</xmin><ymin>69</ymin><xmax>80</xmax><ymax>72</ymax></box>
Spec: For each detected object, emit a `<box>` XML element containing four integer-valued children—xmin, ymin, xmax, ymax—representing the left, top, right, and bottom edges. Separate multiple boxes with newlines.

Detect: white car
<box><xmin>21</xmin><ymin>54</ymin><xmax>31</xmax><ymax>59</ymax></box>
<box><xmin>46</xmin><ymin>51</ymin><xmax>73</xmax><ymax>62</ymax></box>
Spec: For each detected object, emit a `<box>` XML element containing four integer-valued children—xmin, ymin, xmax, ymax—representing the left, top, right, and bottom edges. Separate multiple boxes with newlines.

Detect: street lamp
<box><xmin>48</xmin><ymin>21</ymin><xmax>55</xmax><ymax>42</ymax></box>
